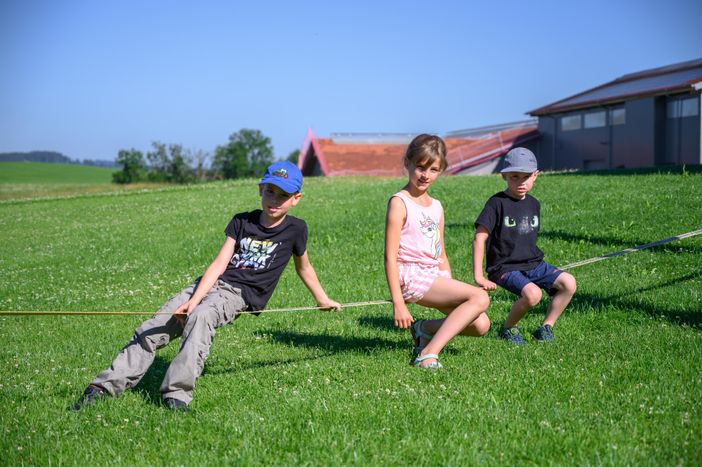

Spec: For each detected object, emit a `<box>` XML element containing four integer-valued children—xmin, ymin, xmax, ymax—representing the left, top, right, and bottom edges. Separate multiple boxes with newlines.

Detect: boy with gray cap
<box><xmin>472</xmin><ymin>148</ymin><xmax>576</xmax><ymax>345</ymax></box>
<box><xmin>71</xmin><ymin>161</ymin><xmax>340</xmax><ymax>411</ymax></box>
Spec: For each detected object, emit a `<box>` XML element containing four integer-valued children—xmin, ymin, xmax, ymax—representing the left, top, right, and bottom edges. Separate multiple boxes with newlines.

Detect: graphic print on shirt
<box><xmin>503</xmin><ymin>215</ymin><xmax>539</xmax><ymax>235</ymax></box>
<box><xmin>231</xmin><ymin>237</ymin><xmax>279</xmax><ymax>269</ymax></box>
<box><xmin>419</xmin><ymin>213</ymin><xmax>441</xmax><ymax>259</ymax></box>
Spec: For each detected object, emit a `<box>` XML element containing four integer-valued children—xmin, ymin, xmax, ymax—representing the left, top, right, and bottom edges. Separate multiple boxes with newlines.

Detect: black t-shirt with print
<box><xmin>474</xmin><ymin>192</ymin><xmax>544</xmax><ymax>280</ymax></box>
<box><xmin>219</xmin><ymin>210</ymin><xmax>308</xmax><ymax>311</ymax></box>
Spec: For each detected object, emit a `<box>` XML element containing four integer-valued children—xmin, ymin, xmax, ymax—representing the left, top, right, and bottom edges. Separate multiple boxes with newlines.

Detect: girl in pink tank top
<box><xmin>384</xmin><ymin>134</ymin><xmax>491</xmax><ymax>369</ymax></box>
<box><xmin>393</xmin><ymin>191</ymin><xmax>443</xmax><ymax>266</ymax></box>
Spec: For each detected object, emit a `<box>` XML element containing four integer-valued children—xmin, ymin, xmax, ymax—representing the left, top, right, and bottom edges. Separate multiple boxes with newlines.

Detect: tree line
<box><xmin>113</xmin><ymin>129</ymin><xmax>299</xmax><ymax>184</ymax></box>
<box><xmin>0</xmin><ymin>151</ymin><xmax>119</xmax><ymax>168</ymax></box>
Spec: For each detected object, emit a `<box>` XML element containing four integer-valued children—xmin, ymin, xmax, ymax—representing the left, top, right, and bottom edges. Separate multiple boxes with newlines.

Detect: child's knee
<box><xmin>475</xmin><ymin>312</ymin><xmax>491</xmax><ymax>336</ymax></box>
<box><xmin>558</xmin><ymin>273</ymin><xmax>577</xmax><ymax>294</ymax></box>
<box><xmin>522</xmin><ymin>285</ymin><xmax>542</xmax><ymax>307</ymax></box>
<box><xmin>136</xmin><ymin>330</ymin><xmax>167</xmax><ymax>352</ymax></box>
<box><xmin>473</xmin><ymin>289</ymin><xmax>490</xmax><ymax>311</ymax></box>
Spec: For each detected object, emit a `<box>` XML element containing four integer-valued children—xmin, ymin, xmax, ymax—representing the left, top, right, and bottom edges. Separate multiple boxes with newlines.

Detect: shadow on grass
<box><xmin>442</xmin><ymin>226</ymin><xmax>702</xmax><ymax>258</ymax></box>
<box><xmin>444</xmin><ymin>221</ymin><xmax>472</xmax><ymax>231</ymax></box>
<box><xmin>267</xmin><ymin>330</ymin><xmax>405</xmax><ymax>353</ymax></box>
<box><xmin>203</xmin><ymin>353</ymin><xmax>334</xmax><ymax>375</ymax></box>
<box><xmin>569</xmin><ymin>269</ymin><xmax>702</xmax><ymax>328</ymax></box>
<box><xmin>200</xmin><ymin>328</ymin><xmax>413</xmax><ymax>376</ymax></box>
<box><xmin>357</xmin><ymin>315</ymin><xmax>396</xmax><ymax>331</ymax></box>
<box><xmin>552</xmin><ymin>164</ymin><xmax>702</xmax><ymax>177</ymax></box>
<box><xmin>132</xmin><ymin>355</ymin><xmax>171</xmax><ymax>406</ymax></box>
<box><xmin>540</xmin><ymin>230</ymin><xmax>702</xmax><ymax>256</ymax></box>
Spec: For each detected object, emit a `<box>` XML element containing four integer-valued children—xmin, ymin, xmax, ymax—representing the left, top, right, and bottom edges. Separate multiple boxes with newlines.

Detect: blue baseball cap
<box><xmin>259</xmin><ymin>161</ymin><xmax>303</xmax><ymax>194</ymax></box>
<box><xmin>500</xmin><ymin>147</ymin><xmax>538</xmax><ymax>173</ymax></box>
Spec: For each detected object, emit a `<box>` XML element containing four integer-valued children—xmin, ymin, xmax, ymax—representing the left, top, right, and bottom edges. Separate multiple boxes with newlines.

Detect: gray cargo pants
<box><xmin>91</xmin><ymin>280</ymin><xmax>246</xmax><ymax>405</ymax></box>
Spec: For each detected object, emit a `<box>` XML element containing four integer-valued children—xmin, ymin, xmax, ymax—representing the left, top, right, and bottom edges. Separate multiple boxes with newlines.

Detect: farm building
<box><xmin>298</xmin><ymin>121</ymin><xmax>539</xmax><ymax>177</ymax></box>
<box><xmin>529</xmin><ymin>58</ymin><xmax>702</xmax><ymax>171</ymax></box>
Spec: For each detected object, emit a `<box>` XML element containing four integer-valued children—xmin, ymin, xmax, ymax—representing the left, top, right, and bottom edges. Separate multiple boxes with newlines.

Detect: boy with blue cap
<box><xmin>72</xmin><ymin>161</ymin><xmax>340</xmax><ymax>411</ymax></box>
<box><xmin>472</xmin><ymin>148</ymin><xmax>576</xmax><ymax>345</ymax></box>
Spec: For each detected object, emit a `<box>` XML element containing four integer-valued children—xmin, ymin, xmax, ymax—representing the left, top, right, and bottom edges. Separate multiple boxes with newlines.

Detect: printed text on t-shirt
<box><xmin>231</xmin><ymin>237</ymin><xmax>279</xmax><ymax>269</ymax></box>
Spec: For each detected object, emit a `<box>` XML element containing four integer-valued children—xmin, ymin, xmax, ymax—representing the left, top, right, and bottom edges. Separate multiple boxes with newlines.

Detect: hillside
<box><xmin>0</xmin><ymin>161</ymin><xmax>114</xmax><ymax>185</ymax></box>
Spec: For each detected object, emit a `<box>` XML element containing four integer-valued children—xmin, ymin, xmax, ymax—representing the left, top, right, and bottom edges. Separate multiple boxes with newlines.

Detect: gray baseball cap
<box><xmin>500</xmin><ymin>147</ymin><xmax>538</xmax><ymax>173</ymax></box>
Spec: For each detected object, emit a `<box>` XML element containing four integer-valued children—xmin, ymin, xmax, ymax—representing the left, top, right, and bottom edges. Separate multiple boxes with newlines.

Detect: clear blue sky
<box><xmin>2</xmin><ymin>0</ymin><xmax>701</xmax><ymax>161</ymax></box>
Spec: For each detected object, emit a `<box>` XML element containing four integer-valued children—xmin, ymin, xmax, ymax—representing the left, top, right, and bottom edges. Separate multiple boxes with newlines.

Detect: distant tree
<box><xmin>167</xmin><ymin>144</ymin><xmax>195</xmax><ymax>184</ymax></box>
<box><xmin>188</xmin><ymin>149</ymin><xmax>211</xmax><ymax>181</ymax></box>
<box><xmin>213</xmin><ymin>129</ymin><xmax>274</xmax><ymax>180</ymax></box>
<box><xmin>112</xmin><ymin>149</ymin><xmax>146</xmax><ymax>184</ymax></box>
<box><xmin>212</xmin><ymin>141</ymin><xmax>247</xmax><ymax>180</ymax></box>
<box><xmin>144</xmin><ymin>142</ymin><xmax>195</xmax><ymax>183</ymax></box>
<box><xmin>146</xmin><ymin>142</ymin><xmax>170</xmax><ymax>182</ymax></box>
<box><xmin>113</xmin><ymin>143</ymin><xmax>195</xmax><ymax>184</ymax></box>
<box><xmin>287</xmin><ymin>149</ymin><xmax>300</xmax><ymax>164</ymax></box>
<box><xmin>83</xmin><ymin>159</ymin><xmax>119</xmax><ymax>168</ymax></box>
<box><xmin>0</xmin><ymin>151</ymin><xmax>72</xmax><ymax>164</ymax></box>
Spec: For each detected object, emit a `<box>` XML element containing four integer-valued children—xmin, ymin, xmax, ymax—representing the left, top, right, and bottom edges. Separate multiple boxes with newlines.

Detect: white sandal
<box><xmin>412</xmin><ymin>353</ymin><xmax>442</xmax><ymax>370</ymax></box>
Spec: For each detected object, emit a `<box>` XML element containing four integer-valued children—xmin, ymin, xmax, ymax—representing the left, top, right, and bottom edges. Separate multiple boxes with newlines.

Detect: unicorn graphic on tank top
<box><xmin>419</xmin><ymin>213</ymin><xmax>441</xmax><ymax>259</ymax></box>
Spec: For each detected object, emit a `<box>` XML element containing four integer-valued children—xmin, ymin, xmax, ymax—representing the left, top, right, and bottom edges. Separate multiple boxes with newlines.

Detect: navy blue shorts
<box><xmin>493</xmin><ymin>261</ymin><xmax>563</xmax><ymax>297</ymax></box>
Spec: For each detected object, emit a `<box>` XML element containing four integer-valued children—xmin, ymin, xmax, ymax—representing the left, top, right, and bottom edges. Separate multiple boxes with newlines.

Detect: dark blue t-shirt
<box><xmin>219</xmin><ymin>210</ymin><xmax>307</xmax><ymax>310</ymax></box>
<box><xmin>474</xmin><ymin>192</ymin><xmax>544</xmax><ymax>280</ymax></box>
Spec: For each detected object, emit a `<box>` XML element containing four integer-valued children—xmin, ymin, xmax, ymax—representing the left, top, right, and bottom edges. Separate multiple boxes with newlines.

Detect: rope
<box><xmin>558</xmin><ymin>228</ymin><xmax>702</xmax><ymax>270</ymax></box>
<box><xmin>1</xmin><ymin>228</ymin><xmax>699</xmax><ymax>317</ymax></box>
<box><xmin>0</xmin><ymin>300</ymin><xmax>391</xmax><ymax>317</ymax></box>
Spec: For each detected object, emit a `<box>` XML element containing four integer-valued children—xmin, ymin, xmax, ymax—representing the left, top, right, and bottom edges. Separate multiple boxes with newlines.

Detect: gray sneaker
<box><xmin>164</xmin><ymin>397</ymin><xmax>189</xmax><ymax>412</ymax></box>
<box><xmin>69</xmin><ymin>384</ymin><xmax>107</xmax><ymax>411</ymax></box>
<box><xmin>533</xmin><ymin>324</ymin><xmax>555</xmax><ymax>342</ymax></box>
<box><xmin>498</xmin><ymin>326</ymin><xmax>526</xmax><ymax>345</ymax></box>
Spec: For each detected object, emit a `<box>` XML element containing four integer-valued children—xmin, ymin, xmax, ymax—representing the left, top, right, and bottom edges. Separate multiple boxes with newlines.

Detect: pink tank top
<box><xmin>393</xmin><ymin>191</ymin><xmax>444</xmax><ymax>266</ymax></box>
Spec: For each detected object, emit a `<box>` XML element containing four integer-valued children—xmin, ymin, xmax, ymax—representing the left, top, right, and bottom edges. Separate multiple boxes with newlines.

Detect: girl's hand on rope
<box><xmin>393</xmin><ymin>303</ymin><xmax>414</xmax><ymax>329</ymax></box>
<box><xmin>475</xmin><ymin>276</ymin><xmax>497</xmax><ymax>291</ymax></box>
<box><xmin>317</xmin><ymin>299</ymin><xmax>342</xmax><ymax>312</ymax></box>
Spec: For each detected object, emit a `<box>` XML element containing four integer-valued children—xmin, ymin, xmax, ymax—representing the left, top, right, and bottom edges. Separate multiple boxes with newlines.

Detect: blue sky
<box><xmin>1</xmin><ymin>0</ymin><xmax>701</xmax><ymax>161</ymax></box>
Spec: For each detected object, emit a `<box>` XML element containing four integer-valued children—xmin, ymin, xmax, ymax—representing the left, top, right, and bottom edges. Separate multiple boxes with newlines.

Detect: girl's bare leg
<box><xmin>414</xmin><ymin>277</ymin><xmax>490</xmax><ymax>365</ymax></box>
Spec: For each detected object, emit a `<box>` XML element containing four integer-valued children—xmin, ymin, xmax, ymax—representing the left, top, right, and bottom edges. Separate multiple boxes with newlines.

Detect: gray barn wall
<box><xmin>614</xmin><ymin>97</ymin><xmax>665</xmax><ymax>168</ymax></box>
<box><xmin>680</xmin><ymin>115</ymin><xmax>701</xmax><ymax>165</ymax></box>
<box><xmin>653</xmin><ymin>97</ymin><xmax>668</xmax><ymax>166</ymax></box>
<box><xmin>537</xmin><ymin>111</ymin><xmax>613</xmax><ymax>171</ymax></box>
<box><xmin>616</xmin><ymin>97</ymin><xmax>656</xmax><ymax>168</ymax></box>
<box><xmin>536</xmin><ymin>95</ymin><xmax>700</xmax><ymax>170</ymax></box>
<box><xmin>535</xmin><ymin>117</ymin><xmax>556</xmax><ymax>171</ymax></box>
<box><xmin>664</xmin><ymin>104</ymin><xmax>701</xmax><ymax>165</ymax></box>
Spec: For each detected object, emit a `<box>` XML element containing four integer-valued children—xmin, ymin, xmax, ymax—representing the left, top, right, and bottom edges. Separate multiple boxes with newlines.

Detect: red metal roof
<box><xmin>444</xmin><ymin>125</ymin><xmax>539</xmax><ymax>174</ymax></box>
<box><xmin>298</xmin><ymin>124</ymin><xmax>539</xmax><ymax>177</ymax></box>
<box><xmin>529</xmin><ymin>58</ymin><xmax>702</xmax><ymax>116</ymax></box>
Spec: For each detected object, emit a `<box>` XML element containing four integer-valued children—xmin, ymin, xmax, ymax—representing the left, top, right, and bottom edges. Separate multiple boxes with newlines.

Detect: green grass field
<box><xmin>1</xmin><ymin>169</ymin><xmax>700</xmax><ymax>465</ymax></box>
<box><xmin>0</xmin><ymin>162</ymin><xmax>115</xmax><ymax>184</ymax></box>
<box><xmin>0</xmin><ymin>162</ymin><xmax>168</xmax><ymax>200</ymax></box>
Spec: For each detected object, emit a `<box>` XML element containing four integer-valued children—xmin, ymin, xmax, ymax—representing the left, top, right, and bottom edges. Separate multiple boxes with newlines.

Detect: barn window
<box><xmin>560</xmin><ymin>114</ymin><xmax>581</xmax><ymax>131</ymax></box>
<box><xmin>609</xmin><ymin>107</ymin><xmax>626</xmax><ymax>125</ymax></box>
<box><xmin>584</xmin><ymin>111</ymin><xmax>606</xmax><ymax>128</ymax></box>
<box><xmin>668</xmin><ymin>97</ymin><xmax>699</xmax><ymax>118</ymax></box>
<box><xmin>681</xmin><ymin>96</ymin><xmax>699</xmax><ymax>117</ymax></box>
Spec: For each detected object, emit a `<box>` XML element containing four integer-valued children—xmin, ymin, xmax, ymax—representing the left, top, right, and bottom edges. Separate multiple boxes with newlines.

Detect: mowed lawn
<box><xmin>0</xmin><ymin>162</ymin><xmax>166</xmax><ymax>200</ymax></box>
<box><xmin>0</xmin><ymin>169</ymin><xmax>700</xmax><ymax>465</ymax></box>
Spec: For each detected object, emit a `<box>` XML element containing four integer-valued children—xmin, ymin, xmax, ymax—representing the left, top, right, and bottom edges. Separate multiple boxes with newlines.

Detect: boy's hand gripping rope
<box><xmin>1</xmin><ymin>228</ymin><xmax>700</xmax><ymax>317</ymax></box>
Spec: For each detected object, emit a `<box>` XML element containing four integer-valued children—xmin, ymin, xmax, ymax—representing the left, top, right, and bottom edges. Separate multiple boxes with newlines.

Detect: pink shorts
<box><xmin>398</xmin><ymin>262</ymin><xmax>451</xmax><ymax>303</ymax></box>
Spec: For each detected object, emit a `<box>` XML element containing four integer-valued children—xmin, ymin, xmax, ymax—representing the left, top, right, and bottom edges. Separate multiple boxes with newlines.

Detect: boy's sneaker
<box><xmin>164</xmin><ymin>397</ymin><xmax>189</xmax><ymax>412</ymax></box>
<box><xmin>69</xmin><ymin>384</ymin><xmax>107</xmax><ymax>411</ymax></box>
<box><xmin>533</xmin><ymin>324</ymin><xmax>555</xmax><ymax>342</ymax></box>
<box><xmin>498</xmin><ymin>326</ymin><xmax>526</xmax><ymax>345</ymax></box>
